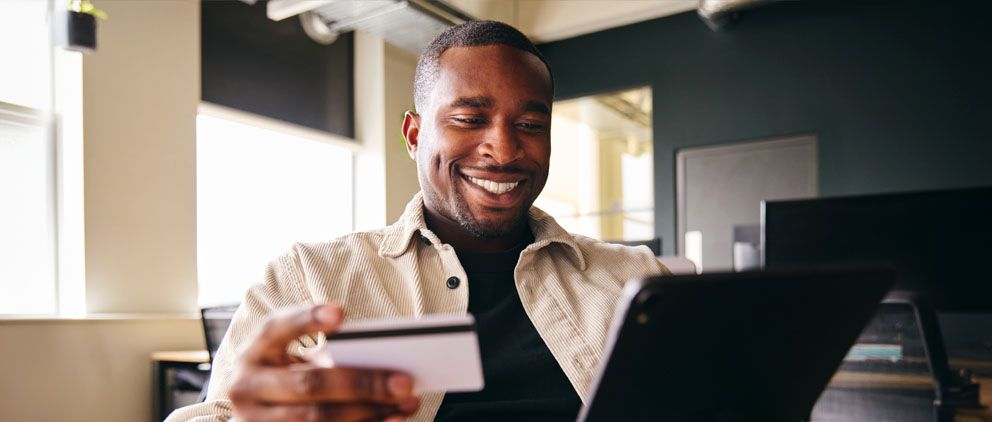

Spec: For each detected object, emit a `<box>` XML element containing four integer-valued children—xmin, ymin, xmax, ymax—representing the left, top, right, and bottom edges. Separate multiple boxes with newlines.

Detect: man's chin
<box><xmin>457</xmin><ymin>209</ymin><xmax>526</xmax><ymax>239</ymax></box>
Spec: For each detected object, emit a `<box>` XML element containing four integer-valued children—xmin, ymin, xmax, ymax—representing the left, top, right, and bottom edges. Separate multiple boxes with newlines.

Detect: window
<box><xmin>0</xmin><ymin>2</ymin><xmax>58</xmax><ymax>315</ymax></box>
<box><xmin>196</xmin><ymin>106</ymin><xmax>354</xmax><ymax>306</ymax></box>
<box><xmin>536</xmin><ymin>87</ymin><xmax>654</xmax><ymax>242</ymax></box>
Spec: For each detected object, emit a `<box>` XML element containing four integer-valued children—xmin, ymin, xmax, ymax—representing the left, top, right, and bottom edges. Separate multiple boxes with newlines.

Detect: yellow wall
<box><xmin>354</xmin><ymin>33</ymin><xmax>421</xmax><ymax>229</ymax></box>
<box><xmin>0</xmin><ymin>318</ymin><xmax>203</xmax><ymax>422</ymax></box>
<box><xmin>82</xmin><ymin>0</ymin><xmax>200</xmax><ymax>314</ymax></box>
<box><xmin>383</xmin><ymin>43</ymin><xmax>421</xmax><ymax>223</ymax></box>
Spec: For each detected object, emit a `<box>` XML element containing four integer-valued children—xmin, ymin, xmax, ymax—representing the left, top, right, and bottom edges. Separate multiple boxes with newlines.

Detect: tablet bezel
<box><xmin>577</xmin><ymin>266</ymin><xmax>894</xmax><ymax>422</ymax></box>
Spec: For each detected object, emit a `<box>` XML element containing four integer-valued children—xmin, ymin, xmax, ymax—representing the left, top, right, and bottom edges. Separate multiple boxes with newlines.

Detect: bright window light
<box><xmin>538</xmin><ymin>87</ymin><xmax>654</xmax><ymax>242</ymax></box>
<box><xmin>0</xmin><ymin>107</ymin><xmax>56</xmax><ymax>315</ymax></box>
<box><xmin>0</xmin><ymin>1</ymin><xmax>57</xmax><ymax>315</ymax></box>
<box><xmin>196</xmin><ymin>113</ymin><xmax>353</xmax><ymax>306</ymax></box>
<box><xmin>0</xmin><ymin>1</ymin><xmax>51</xmax><ymax>109</ymax></box>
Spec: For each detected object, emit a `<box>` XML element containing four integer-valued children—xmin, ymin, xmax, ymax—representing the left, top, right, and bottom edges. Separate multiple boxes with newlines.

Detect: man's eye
<box><xmin>454</xmin><ymin>117</ymin><xmax>485</xmax><ymax>125</ymax></box>
<box><xmin>517</xmin><ymin>122</ymin><xmax>546</xmax><ymax>131</ymax></box>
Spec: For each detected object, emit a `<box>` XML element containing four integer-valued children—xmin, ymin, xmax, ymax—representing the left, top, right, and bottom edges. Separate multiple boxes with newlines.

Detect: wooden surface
<box><xmin>828</xmin><ymin>371</ymin><xmax>991</xmax><ymax>421</ymax></box>
<box><xmin>151</xmin><ymin>350</ymin><xmax>209</xmax><ymax>363</ymax></box>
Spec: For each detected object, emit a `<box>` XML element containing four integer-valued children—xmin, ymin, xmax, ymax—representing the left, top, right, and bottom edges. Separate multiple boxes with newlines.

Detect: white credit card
<box><xmin>304</xmin><ymin>313</ymin><xmax>485</xmax><ymax>393</ymax></box>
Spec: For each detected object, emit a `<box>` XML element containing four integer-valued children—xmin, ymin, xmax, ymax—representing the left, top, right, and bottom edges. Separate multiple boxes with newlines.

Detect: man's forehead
<box><xmin>430</xmin><ymin>45</ymin><xmax>553</xmax><ymax>106</ymax></box>
<box><xmin>436</xmin><ymin>44</ymin><xmax>547</xmax><ymax>74</ymax></box>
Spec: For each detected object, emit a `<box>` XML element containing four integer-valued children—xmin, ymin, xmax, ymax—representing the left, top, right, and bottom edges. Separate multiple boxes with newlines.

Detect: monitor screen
<box><xmin>762</xmin><ymin>186</ymin><xmax>992</xmax><ymax>312</ymax></box>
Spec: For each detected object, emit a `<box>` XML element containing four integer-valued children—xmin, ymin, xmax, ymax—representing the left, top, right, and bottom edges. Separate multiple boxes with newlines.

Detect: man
<box><xmin>167</xmin><ymin>20</ymin><xmax>668</xmax><ymax>422</ymax></box>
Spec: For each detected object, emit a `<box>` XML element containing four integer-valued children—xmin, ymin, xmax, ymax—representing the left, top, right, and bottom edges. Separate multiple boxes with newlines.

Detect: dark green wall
<box><xmin>538</xmin><ymin>1</ymin><xmax>992</xmax><ymax>255</ymax></box>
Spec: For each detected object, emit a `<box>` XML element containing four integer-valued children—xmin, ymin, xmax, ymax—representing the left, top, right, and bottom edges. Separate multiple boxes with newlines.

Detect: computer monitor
<box><xmin>762</xmin><ymin>186</ymin><xmax>992</xmax><ymax>312</ymax></box>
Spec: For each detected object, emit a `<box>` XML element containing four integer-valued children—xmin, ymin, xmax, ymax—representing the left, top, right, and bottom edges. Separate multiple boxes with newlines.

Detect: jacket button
<box><xmin>446</xmin><ymin>276</ymin><xmax>460</xmax><ymax>289</ymax></box>
<box><xmin>420</xmin><ymin>235</ymin><xmax>431</xmax><ymax>246</ymax></box>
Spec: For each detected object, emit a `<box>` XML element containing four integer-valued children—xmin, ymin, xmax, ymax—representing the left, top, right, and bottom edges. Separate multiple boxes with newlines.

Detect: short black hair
<box><xmin>413</xmin><ymin>20</ymin><xmax>553</xmax><ymax>112</ymax></box>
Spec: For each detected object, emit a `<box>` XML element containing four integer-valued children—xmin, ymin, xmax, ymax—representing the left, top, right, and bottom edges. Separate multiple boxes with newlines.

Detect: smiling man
<box><xmin>406</xmin><ymin>27</ymin><xmax>553</xmax><ymax>254</ymax></box>
<box><xmin>167</xmin><ymin>21</ymin><xmax>668</xmax><ymax>422</ymax></box>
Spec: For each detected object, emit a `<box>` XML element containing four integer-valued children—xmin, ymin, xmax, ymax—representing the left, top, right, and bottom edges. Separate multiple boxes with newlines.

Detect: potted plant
<box><xmin>55</xmin><ymin>0</ymin><xmax>107</xmax><ymax>54</ymax></box>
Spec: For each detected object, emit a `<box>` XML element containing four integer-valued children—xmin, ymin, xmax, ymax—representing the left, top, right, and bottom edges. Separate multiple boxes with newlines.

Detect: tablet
<box><xmin>578</xmin><ymin>266</ymin><xmax>894</xmax><ymax>422</ymax></box>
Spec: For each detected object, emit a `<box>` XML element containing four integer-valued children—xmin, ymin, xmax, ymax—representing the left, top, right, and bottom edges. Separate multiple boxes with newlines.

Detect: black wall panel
<box><xmin>538</xmin><ymin>1</ymin><xmax>992</xmax><ymax>255</ymax></box>
<box><xmin>202</xmin><ymin>0</ymin><xmax>354</xmax><ymax>138</ymax></box>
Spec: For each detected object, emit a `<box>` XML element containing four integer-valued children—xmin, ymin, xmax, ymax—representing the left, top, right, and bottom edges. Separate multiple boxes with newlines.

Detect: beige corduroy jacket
<box><xmin>165</xmin><ymin>193</ymin><xmax>669</xmax><ymax>422</ymax></box>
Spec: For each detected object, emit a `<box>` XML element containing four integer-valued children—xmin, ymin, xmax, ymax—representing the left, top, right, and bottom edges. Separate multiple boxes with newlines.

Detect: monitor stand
<box><xmin>884</xmin><ymin>291</ymin><xmax>982</xmax><ymax>422</ymax></box>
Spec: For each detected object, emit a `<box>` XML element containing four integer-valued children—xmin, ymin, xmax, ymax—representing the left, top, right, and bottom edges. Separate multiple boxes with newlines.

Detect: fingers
<box><xmin>231</xmin><ymin>366</ymin><xmax>415</xmax><ymax>405</ymax></box>
<box><xmin>244</xmin><ymin>304</ymin><xmax>344</xmax><ymax>365</ymax></box>
<box><xmin>234</xmin><ymin>397</ymin><xmax>420</xmax><ymax>422</ymax></box>
<box><xmin>231</xmin><ymin>305</ymin><xmax>424</xmax><ymax>421</ymax></box>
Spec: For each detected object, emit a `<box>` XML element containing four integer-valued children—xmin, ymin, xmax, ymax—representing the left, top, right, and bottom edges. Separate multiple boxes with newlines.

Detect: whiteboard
<box><xmin>676</xmin><ymin>135</ymin><xmax>817</xmax><ymax>272</ymax></box>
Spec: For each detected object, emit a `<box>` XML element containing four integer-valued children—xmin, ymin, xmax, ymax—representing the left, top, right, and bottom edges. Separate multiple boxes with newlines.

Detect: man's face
<box><xmin>405</xmin><ymin>45</ymin><xmax>553</xmax><ymax>238</ymax></box>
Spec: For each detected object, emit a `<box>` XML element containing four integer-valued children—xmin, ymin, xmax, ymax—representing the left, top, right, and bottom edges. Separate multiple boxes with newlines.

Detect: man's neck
<box><xmin>422</xmin><ymin>206</ymin><xmax>529</xmax><ymax>254</ymax></box>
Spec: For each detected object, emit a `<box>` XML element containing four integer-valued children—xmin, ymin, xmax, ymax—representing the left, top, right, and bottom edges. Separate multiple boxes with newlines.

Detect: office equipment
<box><xmin>608</xmin><ymin>238</ymin><xmax>662</xmax><ymax>256</ymax></box>
<box><xmin>196</xmin><ymin>303</ymin><xmax>240</xmax><ymax>402</ymax></box>
<box><xmin>762</xmin><ymin>186</ymin><xmax>992</xmax><ymax>312</ymax></box>
<box><xmin>201</xmin><ymin>303</ymin><xmax>240</xmax><ymax>364</ymax></box>
<box><xmin>152</xmin><ymin>350</ymin><xmax>210</xmax><ymax>422</ymax></box>
<box><xmin>153</xmin><ymin>305</ymin><xmax>238</xmax><ymax>420</ymax></box>
<box><xmin>812</xmin><ymin>293</ymin><xmax>982</xmax><ymax>422</ymax></box>
<box><xmin>762</xmin><ymin>186</ymin><xmax>992</xmax><ymax>421</ymax></box>
<box><xmin>578</xmin><ymin>266</ymin><xmax>893</xmax><ymax>422</ymax></box>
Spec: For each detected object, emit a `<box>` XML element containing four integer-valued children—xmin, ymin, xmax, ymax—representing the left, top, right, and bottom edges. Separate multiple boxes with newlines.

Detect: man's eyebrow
<box><xmin>448</xmin><ymin>96</ymin><xmax>494</xmax><ymax>108</ymax></box>
<box><xmin>521</xmin><ymin>100</ymin><xmax>551</xmax><ymax>115</ymax></box>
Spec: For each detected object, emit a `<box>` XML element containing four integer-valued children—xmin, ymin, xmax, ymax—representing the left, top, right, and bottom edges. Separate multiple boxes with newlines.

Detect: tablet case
<box><xmin>578</xmin><ymin>266</ymin><xmax>893</xmax><ymax>422</ymax></box>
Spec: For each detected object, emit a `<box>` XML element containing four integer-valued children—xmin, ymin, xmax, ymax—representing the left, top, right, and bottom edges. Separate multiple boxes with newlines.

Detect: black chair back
<box><xmin>200</xmin><ymin>303</ymin><xmax>240</xmax><ymax>363</ymax></box>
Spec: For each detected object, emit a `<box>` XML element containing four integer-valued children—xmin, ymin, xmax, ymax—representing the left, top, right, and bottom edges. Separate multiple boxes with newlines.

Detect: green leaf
<box><xmin>69</xmin><ymin>0</ymin><xmax>107</xmax><ymax>19</ymax></box>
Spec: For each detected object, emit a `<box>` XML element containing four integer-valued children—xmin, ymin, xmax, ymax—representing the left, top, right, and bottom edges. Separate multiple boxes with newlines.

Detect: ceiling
<box><xmin>263</xmin><ymin>0</ymin><xmax>698</xmax><ymax>53</ymax></box>
<box><xmin>445</xmin><ymin>0</ymin><xmax>697</xmax><ymax>43</ymax></box>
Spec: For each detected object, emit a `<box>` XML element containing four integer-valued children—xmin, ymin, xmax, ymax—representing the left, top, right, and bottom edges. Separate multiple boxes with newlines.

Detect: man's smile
<box><xmin>457</xmin><ymin>168</ymin><xmax>530</xmax><ymax>208</ymax></box>
<box><xmin>466</xmin><ymin>176</ymin><xmax>520</xmax><ymax>194</ymax></box>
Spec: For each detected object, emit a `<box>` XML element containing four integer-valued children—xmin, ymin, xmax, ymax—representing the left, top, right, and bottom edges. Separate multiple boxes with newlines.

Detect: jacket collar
<box><xmin>378</xmin><ymin>192</ymin><xmax>587</xmax><ymax>270</ymax></box>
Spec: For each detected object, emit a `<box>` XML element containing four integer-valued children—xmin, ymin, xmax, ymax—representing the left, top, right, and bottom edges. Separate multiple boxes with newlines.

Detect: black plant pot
<box><xmin>55</xmin><ymin>10</ymin><xmax>97</xmax><ymax>54</ymax></box>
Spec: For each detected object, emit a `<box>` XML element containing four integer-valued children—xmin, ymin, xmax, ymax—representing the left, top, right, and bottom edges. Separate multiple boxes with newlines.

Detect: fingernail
<box><xmin>388</xmin><ymin>373</ymin><xmax>413</xmax><ymax>397</ymax></box>
<box><xmin>384</xmin><ymin>416</ymin><xmax>404</xmax><ymax>422</ymax></box>
<box><xmin>314</xmin><ymin>305</ymin><xmax>339</xmax><ymax>325</ymax></box>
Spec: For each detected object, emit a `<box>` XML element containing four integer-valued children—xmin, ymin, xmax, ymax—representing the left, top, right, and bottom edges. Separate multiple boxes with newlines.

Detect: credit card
<box><xmin>305</xmin><ymin>313</ymin><xmax>485</xmax><ymax>393</ymax></box>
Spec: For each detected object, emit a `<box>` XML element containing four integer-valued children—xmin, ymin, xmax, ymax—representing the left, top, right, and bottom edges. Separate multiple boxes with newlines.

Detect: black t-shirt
<box><xmin>434</xmin><ymin>235</ymin><xmax>582</xmax><ymax>422</ymax></box>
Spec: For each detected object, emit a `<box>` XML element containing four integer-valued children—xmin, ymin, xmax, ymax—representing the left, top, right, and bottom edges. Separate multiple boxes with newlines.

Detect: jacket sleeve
<box><xmin>657</xmin><ymin>258</ymin><xmax>673</xmax><ymax>276</ymax></box>
<box><xmin>164</xmin><ymin>246</ymin><xmax>314</xmax><ymax>422</ymax></box>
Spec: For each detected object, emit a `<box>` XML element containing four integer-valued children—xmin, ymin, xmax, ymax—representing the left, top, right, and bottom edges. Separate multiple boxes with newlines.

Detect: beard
<box><xmin>447</xmin><ymin>180</ymin><xmax>526</xmax><ymax>239</ymax></box>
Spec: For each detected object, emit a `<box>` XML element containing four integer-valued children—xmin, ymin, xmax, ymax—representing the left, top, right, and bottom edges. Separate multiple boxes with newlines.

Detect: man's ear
<box><xmin>402</xmin><ymin>111</ymin><xmax>421</xmax><ymax>161</ymax></box>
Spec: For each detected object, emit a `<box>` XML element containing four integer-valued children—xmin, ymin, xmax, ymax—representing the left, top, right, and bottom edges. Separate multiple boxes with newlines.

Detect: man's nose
<box><xmin>479</xmin><ymin>123</ymin><xmax>525</xmax><ymax>164</ymax></box>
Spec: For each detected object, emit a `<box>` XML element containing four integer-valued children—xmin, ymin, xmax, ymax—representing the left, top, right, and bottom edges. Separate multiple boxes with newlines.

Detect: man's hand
<box><xmin>229</xmin><ymin>304</ymin><xmax>420</xmax><ymax>422</ymax></box>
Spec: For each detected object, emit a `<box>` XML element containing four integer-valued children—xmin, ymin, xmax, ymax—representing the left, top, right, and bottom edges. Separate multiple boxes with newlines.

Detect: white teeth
<box><xmin>468</xmin><ymin>176</ymin><xmax>520</xmax><ymax>194</ymax></box>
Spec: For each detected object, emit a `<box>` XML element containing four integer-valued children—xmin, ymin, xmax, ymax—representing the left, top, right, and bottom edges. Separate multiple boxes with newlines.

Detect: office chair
<box><xmin>607</xmin><ymin>238</ymin><xmax>662</xmax><ymax>256</ymax></box>
<box><xmin>197</xmin><ymin>303</ymin><xmax>241</xmax><ymax>401</ymax></box>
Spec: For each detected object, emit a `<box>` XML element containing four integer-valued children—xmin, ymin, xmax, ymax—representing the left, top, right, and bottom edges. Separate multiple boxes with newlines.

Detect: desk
<box><xmin>151</xmin><ymin>351</ymin><xmax>990</xmax><ymax>422</ymax></box>
<box><xmin>825</xmin><ymin>371</ymin><xmax>991</xmax><ymax>422</ymax></box>
<box><xmin>152</xmin><ymin>350</ymin><xmax>210</xmax><ymax>422</ymax></box>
